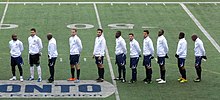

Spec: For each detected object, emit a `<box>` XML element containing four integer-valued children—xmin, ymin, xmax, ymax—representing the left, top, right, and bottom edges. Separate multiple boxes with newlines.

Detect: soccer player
<box><xmin>27</xmin><ymin>28</ymin><xmax>43</xmax><ymax>82</ymax></box>
<box><xmin>68</xmin><ymin>28</ymin><xmax>82</xmax><ymax>83</ymax></box>
<box><xmin>156</xmin><ymin>29</ymin><xmax>169</xmax><ymax>84</ymax></box>
<box><xmin>47</xmin><ymin>33</ymin><xmax>58</xmax><ymax>83</ymax></box>
<box><xmin>175</xmin><ymin>32</ymin><xmax>187</xmax><ymax>83</ymax></box>
<box><xmin>93</xmin><ymin>29</ymin><xmax>106</xmax><ymax>82</ymax></box>
<box><xmin>9</xmin><ymin>34</ymin><xmax>24</xmax><ymax>82</ymax></box>
<box><xmin>129</xmin><ymin>33</ymin><xmax>141</xmax><ymax>83</ymax></box>
<box><xmin>142</xmin><ymin>30</ymin><xmax>154</xmax><ymax>84</ymax></box>
<box><xmin>114</xmin><ymin>31</ymin><xmax>127</xmax><ymax>83</ymax></box>
<box><xmin>191</xmin><ymin>34</ymin><xmax>207</xmax><ymax>82</ymax></box>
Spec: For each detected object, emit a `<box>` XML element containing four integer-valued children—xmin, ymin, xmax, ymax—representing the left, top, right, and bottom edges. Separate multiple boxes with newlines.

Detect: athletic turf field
<box><xmin>0</xmin><ymin>0</ymin><xmax>220</xmax><ymax>100</ymax></box>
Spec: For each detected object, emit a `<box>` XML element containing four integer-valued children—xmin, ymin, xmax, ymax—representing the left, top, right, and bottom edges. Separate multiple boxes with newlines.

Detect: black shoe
<box><xmin>97</xmin><ymin>78</ymin><xmax>104</xmax><ymax>82</ymax></box>
<box><xmin>128</xmin><ymin>79</ymin><xmax>136</xmax><ymax>84</ymax></box>
<box><xmin>194</xmin><ymin>78</ymin><xmax>201</xmax><ymax>82</ymax></box>
<box><xmin>114</xmin><ymin>77</ymin><xmax>123</xmax><ymax>81</ymax></box>
<box><xmin>96</xmin><ymin>78</ymin><xmax>100</xmax><ymax>81</ymax></box>
<box><xmin>47</xmin><ymin>79</ymin><xmax>54</xmax><ymax>83</ymax></box>
<box><xmin>121</xmin><ymin>79</ymin><xmax>126</xmax><ymax>83</ymax></box>
<box><xmin>145</xmin><ymin>80</ymin><xmax>152</xmax><ymax>84</ymax></box>
<box><xmin>143</xmin><ymin>78</ymin><xmax>147</xmax><ymax>82</ymax></box>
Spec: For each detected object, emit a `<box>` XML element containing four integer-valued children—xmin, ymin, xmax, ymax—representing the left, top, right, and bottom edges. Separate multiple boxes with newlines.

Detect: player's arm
<box><xmin>200</xmin><ymin>42</ymin><xmax>206</xmax><ymax>57</ymax></box>
<box><xmin>20</xmin><ymin>41</ymin><xmax>24</xmax><ymax>52</ymax></box>
<box><xmin>38</xmin><ymin>38</ymin><xmax>43</xmax><ymax>51</ymax></box>
<box><xmin>149</xmin><ymin>39</ymin><xmax>154</xmax><ymax>56</ymax></box>
<box><xmin>49</xmin><ymin>43</ymin><xmax>56</xmax><ymax>59</ymax></box>
<box><xmin>135</xmin><ymin>41</ymin><xmax>141</xmax><ymax>55</ymax></box>
<box><xmin>101</xmin><ymin>38</ymin><xmax>106</xmax><ymax>54</ymax></box>
<box><xmin>77</xmin><ymin>38</ymin><xmax>83</xmax><ymax>53</ymax></box>
<box><xmin>120</xmin><ymin>40</ymin><xmax>127</xmax><ymax>54</ymax></box>
<box><xmin>163</xmin><ymin>38</ymin><xmax>169</xmax><ymax>54</ymax></box>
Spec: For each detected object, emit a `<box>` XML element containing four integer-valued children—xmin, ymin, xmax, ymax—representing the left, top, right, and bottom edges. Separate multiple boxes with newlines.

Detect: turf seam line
<box><xmin>0</xmin><ymin>2</ymin><xmax>220</xmax><ymax>5</ymax></box>
<box><xmin>0</xmin><ymin>0</ymin><xmax>9</xmax><ymax>29</ymax></box>
<box><xmin>93</xmin><ymin>3</ymin><xmax>120</xmax><ymax>100</ymax></box>
<box><xmin>180</xmin><ymin>3</ymin><xmax>220</xmax><ymax>53</ymax></box>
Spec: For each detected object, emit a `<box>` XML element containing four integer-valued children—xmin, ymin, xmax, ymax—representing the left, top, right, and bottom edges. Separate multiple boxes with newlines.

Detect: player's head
<box><xmin>97</xmin><ymin>28</ymin><xmax>103</xmax><ymax>37</ymax></box>
<box><xmin>11</xmin><ymin>34</ymin><xmax>17</xmax><ymax>41</ymax></box>
<box><xmin>191</xmin><ymin>34</ymin><xmax>198</xmax><ymax>42</ymax></box>
<box><xmin>129</xmin><ymin>33</ymin><xmax>134</xmax><ymax>41</ymax></box>
<box><xmin>71</xmin><ymin>28</ymin><xmax>77</xmax><ymax>36</ymax></box>
<box><xmin>115</xmin><ymin>31</ymin><xmax>121</xmax><ymax>38</ymax></box>
<box><xmin>143</xmin><ymin>30</ymin><xmax>149</xmax><ymax>38</ymax></box>
<box><xmin>179</xmin><ymin>32</ymin><xmax>185</xmax><ymax>39</ymax></box>
<box><xmin>158</xmin><ymin>29</ymin><xmax>164</xmax><ymax>37</ymax></box>
<box><xmin>30</xmin><ymin>28</ymin><xmax>36</xmax><ymax>36</ymax></box>
<box><xmin>47</xmin><ymin>33</ymin><xmax>53</xmax><ymax>41</ymax></box>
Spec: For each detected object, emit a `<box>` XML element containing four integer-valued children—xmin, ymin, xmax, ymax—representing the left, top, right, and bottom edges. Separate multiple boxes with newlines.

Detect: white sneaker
<box><xmin>156</xmin><ymin>78</ymin><xmax>162</xmax><ymax>82</ymax></box>
<box><xmin>158</xmin><ymin>80</ymin><xmax>166</xmax><ymax>84</ymax></box>
<box><xmin>20</xmin><ymin>76</ymin><xmax>23</xmax><ymax>82</ymax></box>
<box><xmin>9</xmin><ymin>76</ymin><xmax>16</xmax><ymax>81</ymax></box>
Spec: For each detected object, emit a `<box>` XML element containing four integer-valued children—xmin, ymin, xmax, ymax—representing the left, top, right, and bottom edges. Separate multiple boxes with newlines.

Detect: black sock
<box><xmin>196</xmin><ymin>66</ymin><xmax>202</xmax><ymax>79</ymax></box>
<box><xmin>71</xmin><ymin>68</ymin><xmax>75</xmax><ymax>78</ymax></box>
<box><xmin>182</xmin><ymin>69</ymin><xmax>186</xmax><ymax>79</ymax></box>
<box><xmin>11</xmin><ymin>66</ymin><xmax>16</xmax><ymax>76</ymax></box>
<box><xmin>77</xmin><ymin>69</ymin><xmax>80</xmax><ymax>79</ymax></box>
<box><xmin>98</xmin><ymin>67</ymin><xmax>101</xmax><ymax>78</ymax></box>
<box><xmin>122</xmin><ymin>65</ymin><xmax>126</xmax><ymax>80</ymax></box>
<box><xmin>18</xmin><ymin>65</ymin><xmax>23</xmax><ymax>76</ymax></box>
<box><xmin>179</xmin><ymin>67</ymin><xmax>182</xmax><ymax>77</ymax></box>
<box><xmin>147</xmin><ymin>68</ymin><xmax>152</xmax><ymax>81</ymax></box>
<box><xmin>100</xmin><ymin>68</ymin><xmax>104</xmax><ymax>79</ymax></box>
<box><xmin>118</xmin><ymin>65</ymin><xmax>122</xmax><ymax>78</ymax></box>
<box><xmin>132</xmin><ymin>68</ymin><xmax>137</xmax><ymax>81</ymax></box>
<box><xmin>160</xmin><ymin>65</ymin><xmax>166</xmax><ymax>80</ymax></box>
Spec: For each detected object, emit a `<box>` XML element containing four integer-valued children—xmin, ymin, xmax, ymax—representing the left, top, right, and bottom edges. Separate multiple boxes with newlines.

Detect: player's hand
<box><xmin>115</xmin><ymin>61</ymin><xmax>117</xmax><ymax>65</ymax></box>
<box><xmin>165</xmin><ymin>54</ymin><xmax>169</xmax><ymax>59</ymax></box>
<box><xmin>175</xmin><ymin>54</ymin><xmax>179</xmax><ymax>58</ymax></box>
<box><xmin>92</xmin><ymin>55</ymin><xmax>95</xmax><ymax>59</ymax></box>
<box><xmin>139</xmin><ymin>55</ymin><xmax>142</xmax><ymax>58</ymax></box>
<box><xmin>39</xmin><ymin>52</ymin><xmax>42</xmax><ymax>56</ymax></box>
<box><xmin>150</xmin><ymin>56</ymin><xmax>154</xmax><ymax>59</ymax></box>
<box><xmin>202</xmin><ymin>56</ymin><xmax>207</xmax><ymax>59</ymax></box>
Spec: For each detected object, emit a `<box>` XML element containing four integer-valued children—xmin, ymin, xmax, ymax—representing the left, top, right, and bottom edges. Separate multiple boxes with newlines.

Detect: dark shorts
<box><xmin>178</xmin><ymin>58</ymin><xmax>185</xmax><ymax>67</ymax></box>
<box><xmin>29</xmin><ymin>54</ymin><xmax>40</xmax><ymax>66</ymax></box>
<box><xmin>143</xmin><ymin>55</ymin><xmax>152</xmax><ymax>67</ymax></box>
<box><xmin>195</xmin><ymin>56</ymin><xmax>202</xmax><ymax>67</ymax></box>
<box><xmin>11</xmin><ymin>56</ymin><xmax>23</xmax><ymax>67</ymax></box>
<box><xmin>130</xmin><ymin>57</ymin><xmax>139</xmax><ymax>69</ymax></box>
<box><xmin>70</xmin><ymin>55</ymin><xmax>80</xmax><ymax>65</ymax></box>
<box><xmin>157</xmin><ymin>57</ymin><xmax>165</xmax><ymax>66</ymax></box>
<box><xmin>48</xmin><ymin>57</ymin><xmax>57</xmax><ymax>67</ymax></box>
<box><xmin>116</xmin><ymin>54</ymin><xmax>126</xmax><ymax>66</ymax></box>
<box><xmin>95</xmin><ymin>56</ymin><xmax>104</xmax><ymax>64</ymax></box>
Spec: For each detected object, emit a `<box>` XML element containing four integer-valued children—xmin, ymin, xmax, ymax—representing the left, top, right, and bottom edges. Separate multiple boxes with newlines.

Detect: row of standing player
<box><xmin>114</xmin><ymin>29</ymin><xmax>207</xmax><ymax>84</ymax></box>
<box><xmin>8</xmin><ymin>28</ymin><xmax>207</xmax><ymax>83</ymax></box>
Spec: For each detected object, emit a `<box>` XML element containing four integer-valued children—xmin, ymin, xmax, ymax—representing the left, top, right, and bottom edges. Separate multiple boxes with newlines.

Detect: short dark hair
<box><xmin>143</xmin><ymin>30</ymin><xmax>149</xmax><ymax>34</ymax></box>
<box><xmin>116</xmin><ymin>31</ymin><xmax>121</xmax><ymax>36</ymax></box>
<box><xmin>97</xmin><ymin>28</ymin><xmax>103</xmax><ymax>33</ymax></box>
<box><xmin>30</xmin><ymin>28</ymin><xmax>36</xmax><ymax>32</ymax></box>
<box><xmin>179</xmin><ymin>32</ymin><xmax>185</xmax><ymax>38</ymax></box>
<box><xmin>72</xmin><ymin>28</ymin><xmax>77</xmax><ymax>32</ymax></box>
<box><xmin>129</xmin><ymin>33</ymin><xmax>134</xmax><ymax>36</ymax></box>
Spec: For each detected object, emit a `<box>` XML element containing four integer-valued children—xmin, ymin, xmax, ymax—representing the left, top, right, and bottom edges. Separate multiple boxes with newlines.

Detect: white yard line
<box><xmin>180</xmin><ymin>3</ymin><xmax>220</xmax><ymax>53</ymax></box>
<box><xmin>0</xmin><ymin>2</ymin><xmax>220</xmax><ymax>5</ymax></box>
<box><xmin>0</xmin><ymin>0</ymin><xmax>9</xmax><ymax>30</ymax></box>
<box><xmin>93</xmin><ymin>3</ymin><xmax>120</xmax><ymax>100</ymax></box>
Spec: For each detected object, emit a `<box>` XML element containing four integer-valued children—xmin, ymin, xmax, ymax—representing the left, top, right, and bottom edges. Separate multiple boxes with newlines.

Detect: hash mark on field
<box><xmin>93</xmin><ymin>3</ymin><xmax>120</xmax><ymax>100</ymax></box>
<box><xmin>180</xmin><ymin>3</ymin><xmax>220</xmax><ymax>54</ymax></box>
<box><xmin>0</xmin><ymin>0</ymin><xmax>9</xmax><ymax>30</ymax></box>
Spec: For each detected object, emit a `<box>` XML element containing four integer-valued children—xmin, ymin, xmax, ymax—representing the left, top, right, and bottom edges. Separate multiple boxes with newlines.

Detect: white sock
<box><xmin>30</xmin><ymin>67</ymin><xmax>34</xmax><ymax>78</ymax></box>
<box><xmin>20</xmin><ymin>76</ymin><xmax>23</xmax><ymax>79</ymax></box>
<box><xmin>13</xmin><ymin>76</ymin><xmax>16</xmax><ymax>79</ymax></box>
<box><xmin>37</xmin><ymin>66</ymin><xmax>42</xmax><ymax>79</ymax></box>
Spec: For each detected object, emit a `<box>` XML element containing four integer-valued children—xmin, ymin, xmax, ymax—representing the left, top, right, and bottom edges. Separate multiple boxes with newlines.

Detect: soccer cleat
<box><xmin>178</xmin><ymin>77</ymin><xmax>184</xmax><ymax>81</ymax></box>
<box><xmin>144</xmin><ymin>81</ymin><xmax>152</xmax><ymax>84</ymax></box>
<box><xmin>27</xmin><ymin>77</ymin><xmax>34</xmax><ymax>81</ymax></box>
<box><xmin>114</xmin><ymin>77</ymin><xmax>123</xmax><ymax>81</ymax></box>
<box><xmin>67</xmin><ymin>78</ymin><xmax>76</xmax><ymax>81</ymax></box>
<box><xmin>20</xmin><ymin>78</ymin><xmax>23</xmax><ymax>82</ymax></box>
<box><xmin>180</xmin><ymin>79</ymin><xmax>188</xmax><ymax>83</ymax></box>
<box><xmin>74</xmin><ymin>79</ymin><xmax>80</xmax><ymax>83</ymax></box>
<box><xmin>156</xmin><ymin>78</ymin><xmax>162</xmax><ymax>82</ymax></box>
<box><xmin>121</xmin><ymin>79</ymin><xmax>126</xmax><ymax>83</ymax></box>
<box><xmin>194</xmin><ymin>78</ymin><xmax>201</xmax><ymax>82</ymax></box>
<box><xmin>47</xmin><ymin>79</ymin><xmax>54</xmax><ymax>83</ymax></box>
<box><xmin>9</xmin><ymin>77</ymin><xmax>16</xmax><ymax>81</ymax></box>
<box><xmin>143</xmin><ymin>78</ymin><xmax>147</xmax><ymax>82</ymax></box>
<box><xmin>96</xmin><ymin>78</ymin><xmax>100</xmax><ymax>81</ymax></box>
<box><xmin>158</xmin><ymin>80</ymin><xmax>166</xmax><ymax>84</ymax></box>
<box><xmin>97</xmin><ymin>78</ymin><xmax>104</xmax><ymax>82</ymax></box>
<box><xmin>128</xmin><ymin>79</ymin><xmax>136</xmax><ymax>84</ymax></box>
<box><xmin>37</xmin><ymin>78</ymin><xmax>42</xmax><ymax>82</ymax></box>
